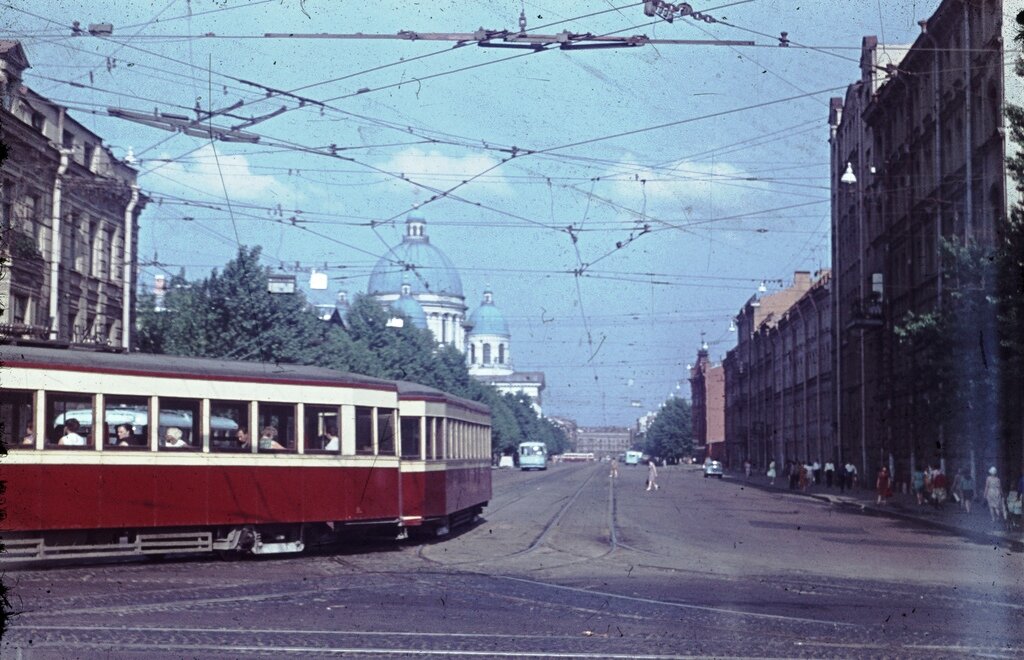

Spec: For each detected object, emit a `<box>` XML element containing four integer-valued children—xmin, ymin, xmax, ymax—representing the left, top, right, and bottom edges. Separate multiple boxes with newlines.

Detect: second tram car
<box><xmin>0</xmin><ymin>345</ymin><xmax>492</xmax><ymax>562</ymax></box>
<box><xmin>517</xmin><ymin>441</ymin><xmax>547</xmax><ymax>470</ymax></box>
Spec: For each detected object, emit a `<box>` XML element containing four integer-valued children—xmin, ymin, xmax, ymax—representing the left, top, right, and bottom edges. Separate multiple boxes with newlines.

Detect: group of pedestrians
<box><xmin>769</xmin><ymin>459</ymin><xmax>858</xmax><ymax>492</ymax></box>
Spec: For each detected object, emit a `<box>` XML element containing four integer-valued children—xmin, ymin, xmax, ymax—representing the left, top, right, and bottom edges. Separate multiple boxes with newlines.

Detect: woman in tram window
<box><xmin>259</xmin><ymin>425</ymin><xmax>285</xmax><ymax>450</ymax></box>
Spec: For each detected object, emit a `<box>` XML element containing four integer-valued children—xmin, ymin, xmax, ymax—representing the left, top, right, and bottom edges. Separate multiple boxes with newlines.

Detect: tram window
<box><xmin>378</xmin><ymin>408</ymin><xmax>396</xmax><ymax>456</ymax></box>
<box><xmin>400</xmin><ymin>417</ymin><xmax>420</xmax><ymax>458</ymax></box>
<box><xmin>158</xmin><ymin>397</ymin><xmax>200</xmax><ymax>450</ymax></box>
<box><xmin>355</xmin><ymin>406</ymin><xmax>373</xmax><ymax>455</ymax></box>
<box><xmin>258</xmin><ymin>403</ymin><xmax>296</xmax><ymax>452</ymax></box>
<box><xmin>103</xmin><ymin>395</ymin><xmax>148</xmax><ymax>449</ymax></box>
<box><xmin>210</xmin><ymin>400</ymin><xmax>245</xmax><ymax>452</ymax></box>
<box><xmin>1</xmin><ymin>389</ymin><xmax>35</xmax><ymax>449</ymax></box>
<box><xmin>305</xmin><ymin>405</ymin><xmax>339</xmax><ymax>453</ymax></box>
<box><xmin>436</xmin><ymin>418</ymin><xmax>446</xmax><ymax>460</ymax></box>
<box><xmin>46</xmin><ymin>392</ymin><xmax>93</xmax><ymax>449</ymax></box>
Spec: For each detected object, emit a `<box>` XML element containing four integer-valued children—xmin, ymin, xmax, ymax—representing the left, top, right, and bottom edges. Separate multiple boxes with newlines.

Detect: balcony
<box><xmin>846</xmin><ymin>294</ymin><xmax>884</xmax><ymax>329</ymax></box>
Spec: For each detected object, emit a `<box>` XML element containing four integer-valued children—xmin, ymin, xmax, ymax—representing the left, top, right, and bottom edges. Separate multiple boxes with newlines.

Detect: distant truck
<box><xmin>625</xmin><ymin>450</ymin><xmax>644</xmax><ymax>466</ymax></box>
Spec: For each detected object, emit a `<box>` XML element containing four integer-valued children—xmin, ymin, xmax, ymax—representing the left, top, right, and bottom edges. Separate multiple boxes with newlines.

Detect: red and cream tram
<box><xmin>0</xmin><ymin>345</ymin><xmax>491</xmax><ymax>562</ymax></box>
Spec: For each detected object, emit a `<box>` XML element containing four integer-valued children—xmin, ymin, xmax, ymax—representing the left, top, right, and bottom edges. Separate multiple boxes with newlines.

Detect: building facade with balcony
<box><xmin>1</xmin><ymin>41</ymin><xmax>145</xmax><ymax>349</ymax></box>
<box><xmin>829</xmin><ymin>0</ymin><xmax>1022</xmax><ymax>484</ymax></box>
<box><xmin>723</xmin><ymin>272</ymin><xmax>832</xmax><ymax>471</ymax></box>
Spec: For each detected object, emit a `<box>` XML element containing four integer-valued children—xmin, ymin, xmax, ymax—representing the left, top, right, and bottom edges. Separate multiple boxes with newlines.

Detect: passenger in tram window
<box><xmin>258</xmin><ymin>425</ymin><xmax>285</xmax><ymax>451</ymax></box>
<box><xmin>163</xmin><ymin>427</ymin><xmax>188</xmax><ymax>448</ymax></box>
<box><xmin>21</xmin><ymin>423</ymin><xmax>35</xmax><ymax>446</ymax></box>
<box><xmin>236</xmin><ymin>427</ymin><xmax>252</xmax><ymax>450</ymax></box>
<box><xmin>115</xmin><ymin>423</ymin><xmax>134</xmax><ymax>446</ymax></box>
<box><xmin>58</xmin><ymin>419</ymin><xmax>87</xmax><ymax>446</ymax></box>
<box><xmin>320</xmin><ymin>423</ymin><xmax>339</xmax><ymax>451</ymax></box>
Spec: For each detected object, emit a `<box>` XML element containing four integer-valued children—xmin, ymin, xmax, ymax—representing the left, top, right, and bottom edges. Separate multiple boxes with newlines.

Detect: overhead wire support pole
<box><xmin>261</xmin><ymin>31</ymin><xmax>754</xmax><ymax>49</ymax></box>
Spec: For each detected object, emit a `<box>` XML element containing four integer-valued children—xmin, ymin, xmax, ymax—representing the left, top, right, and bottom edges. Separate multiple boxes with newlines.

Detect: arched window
<box><xmin>469</xmin><ymin>343</ymin><xmax>476</xmax><ymax>364</ymax></box>
<box><xmin>483</xmin><ymin>343</ymin><xmax>491</xmax><ymax>364</ymax></box>
<box><xmin>498</xmin><ymin>344</ymin><xmax>505</xmax><ymax>364</ymax></box>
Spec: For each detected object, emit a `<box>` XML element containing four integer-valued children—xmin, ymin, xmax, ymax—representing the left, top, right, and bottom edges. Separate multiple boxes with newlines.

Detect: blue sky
<box><xmin>3</xmin><ymin>1</ymin><xmax>934</xmax><ymax>425</ymax></box>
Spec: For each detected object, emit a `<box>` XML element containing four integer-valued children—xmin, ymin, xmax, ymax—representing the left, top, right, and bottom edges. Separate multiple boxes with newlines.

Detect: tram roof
<box><xmin>0</xmin><ymin>345</ymin><xmax>397</xmax><ymax>390</ymax></box>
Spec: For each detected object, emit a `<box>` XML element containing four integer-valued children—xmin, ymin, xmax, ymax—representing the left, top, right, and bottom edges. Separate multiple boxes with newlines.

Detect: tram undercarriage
<box><xmin>0</xmin><ymin>505</ymin><xmax>486</xmax><ymax>564</ymax></box>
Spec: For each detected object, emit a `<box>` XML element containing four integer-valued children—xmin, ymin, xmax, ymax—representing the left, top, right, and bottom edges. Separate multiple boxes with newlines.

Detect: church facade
<box><xmin>368</xmin><ymin>213</ymin><xmax>545</xmax><ymax>413</ymax></box>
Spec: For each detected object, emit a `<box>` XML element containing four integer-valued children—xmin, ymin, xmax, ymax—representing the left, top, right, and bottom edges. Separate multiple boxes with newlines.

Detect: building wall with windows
<box><xmin>1</xmin><ymin>41</ymin><xmax>145</xmax><ymax>349</ymax></box>
<box><xmin>575</xmin><ymin>427</ymin><xmax>632</xmax><ymax>457</ymax></box>
<box><xmin>829</xmin><ymin>0</ymin><xmax>1020</xmax><ymax>484</ymax></box>
<box><xmin>723</xmin><ymin>272</ymin><xmax>832</xmax><ymax>471</ymax></box>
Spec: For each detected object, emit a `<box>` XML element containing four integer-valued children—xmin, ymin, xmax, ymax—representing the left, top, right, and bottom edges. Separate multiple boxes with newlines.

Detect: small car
<box><xmin>703</xmin><ymin>460</ymin><xmax>724</xmax><ymax>479</ymax></box>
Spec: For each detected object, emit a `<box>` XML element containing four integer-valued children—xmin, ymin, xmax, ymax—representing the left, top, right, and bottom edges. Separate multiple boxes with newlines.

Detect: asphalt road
<box><xmin>3</xmin><ymin>462</ymin><xmax>1023</xmax><ymax>658</ymax></box>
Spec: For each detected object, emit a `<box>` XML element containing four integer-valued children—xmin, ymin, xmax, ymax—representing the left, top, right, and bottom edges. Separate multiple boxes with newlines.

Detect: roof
<box><xmin>468</xmin><ymin>293</ymin><xmax>510</xmax><ymax>337</ymax></box>
<box><xmin>367</xmin><ymin>215</ymin><xmax>463</xmax><ymax>297</ymax></box>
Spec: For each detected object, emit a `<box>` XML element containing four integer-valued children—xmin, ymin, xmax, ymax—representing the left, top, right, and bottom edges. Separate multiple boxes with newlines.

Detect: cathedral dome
<box><xmin>367</xmin><ymin>214</ymin><xmax>463</xmax><ymax>297</ymax></box>
<box><xmin>391</xmin><ymin>282</ymin><xmax>427</xmax><ymax>329</ymax></box>
<box><xmin>468</xmin><ymin>290</ymin><xmax>509</xmax><ymax>337</ymax></box>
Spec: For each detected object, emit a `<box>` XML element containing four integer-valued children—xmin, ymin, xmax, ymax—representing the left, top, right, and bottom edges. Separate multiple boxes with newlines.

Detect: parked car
<box><xmin>703</xmin><ymin>460</ymin><xmax>724</xmax><ymax>479</ymax></box>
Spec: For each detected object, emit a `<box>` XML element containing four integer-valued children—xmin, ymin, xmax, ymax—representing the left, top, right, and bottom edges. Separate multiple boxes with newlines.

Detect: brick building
<box><xmin>1</xmin><ymin>41</ymin><xmax>145</xmax><ymax>348</ymax></box>
<box><xmin>689</xmin><ymin>343</ymin><xmax>725</xmax><ymax>461</ymax></box>
<box><xmin>829</xmin><ymin>0</ymin><xmax>1022</xmax><ymax>483</ymax></box>
<box><xmin>723</xmin><ymin>271</ymin><xmax>833</xmax><ymax>471</ymax></box>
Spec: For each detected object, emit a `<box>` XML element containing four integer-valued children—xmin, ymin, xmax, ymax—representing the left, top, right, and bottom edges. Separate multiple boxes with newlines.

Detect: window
<box><xmin>469</xmin><ymin>343</ymin><xmax>476</xmax><ymax>364</ymax></box>
<box><xmin>62</xmin><ymin>129</ymin><xmax>74</xmax><ymax>151</ymax></box>
<box><xmin>30</xmin><ymin>111</ymin><xmax>45</xmax><ymax>132</ymax></box>
<box><xmin>483</xmin><ymin>343</ymin><xmax>492</xmax><ymax>364</ymax></box>
<box><xmin>401</xmin><ymin>416</ymin><xmax>421</xmax><ymax>458</ymax></box>
<box><xmin>46</xmin><ymin>392</ymin><xmax>93</xmax><ymax>449</ymax></box>
<box><xmin>305</xmin><ymin>404</ymin><xmax>340</xmax><ymax>453</ymax></box>
<box><xmin>257</xmin><ymin>402</ymin><xmax>295</xmax><ymax>452</ymax></box>
<box><xmin>498</xmin><ymin>344</ymin><xmax>505</xmax><ymax>365</ymax></box>
<box><xmin>355</xmin><ymin>406</ymin><xmax>374</xmax><ymax>455</ymax></box>
<box><xmin>210</xmin><ymin>400</ymin><xmax>245</xmax><ymax>452</ymax></box>
<box><xmin>1</xmin><ymin>389</ymin><xmax>35</xmax><ymax>449</ymax></box>
<box><xmin>103</xmin><ymin>395</ymin><xmax>149</xmax><ymax>449</ymax></box>
<box><xmin>158</xmin><ymin>397</ymin><xmax>200</xmax><ymax>450</ymax></box>
<box><xmin>436</xmin><ymin>417</ymin><xmax>446</xmax><ymax>459</ymax></box>
<box><xmin>377</xmin><ymin>408</ymin><xmax>396</xmax><ymax>456</ymax></box>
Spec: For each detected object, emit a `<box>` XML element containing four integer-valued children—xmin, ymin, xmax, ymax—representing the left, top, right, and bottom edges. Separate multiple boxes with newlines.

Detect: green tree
<box><xmin>1001</xmin><ymin>12</ymin><xmax>1024</xmax><ymax>471</ymax></box>
<box><xmin>893</xmin><ymin>237</ymin><xmax>1000</xmax><ymax>467</ymax></box>
<box><xmin>644</xmin><ymin>398</ymin><xmax>693</xmax><ymax>461</ymax></box>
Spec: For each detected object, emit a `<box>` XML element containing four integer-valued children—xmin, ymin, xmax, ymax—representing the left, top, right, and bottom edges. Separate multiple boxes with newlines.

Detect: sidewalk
<box><xmin>723</xmin><ymin>468</ymin><xmax>1024</xmax><ymax>551</ymax></box>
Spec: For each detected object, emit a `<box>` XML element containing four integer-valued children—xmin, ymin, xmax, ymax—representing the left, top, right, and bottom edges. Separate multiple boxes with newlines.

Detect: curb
<box><xmin>720</xmin><ymin>471</ymin><xmax>1024</xmax><ymax>552</ymax></box>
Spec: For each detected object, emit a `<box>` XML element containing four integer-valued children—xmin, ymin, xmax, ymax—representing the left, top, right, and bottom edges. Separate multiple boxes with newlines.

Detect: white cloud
<box><xmin>149</xmin><ymin>145</ymin><xmax>297</xmax><ymax>204</ymax></box>
<box><xmin>608</xmin><ymin>155</ymin><xmax>751</xmax><ymax>208</ymax></box>
<box><xmin>377</xmin><ymin>147</ymin><xmax>513</xmax><ymax>198</ymax></box>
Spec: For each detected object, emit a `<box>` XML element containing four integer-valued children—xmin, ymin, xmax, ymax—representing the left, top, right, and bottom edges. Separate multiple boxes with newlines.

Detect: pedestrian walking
<box><xmin>767</xmin><ymin>460</ymin><xmax>777</xmax><ymax>485</ymax></box>
<box><xmin>609</xmin><ymin>457</ymin><xmax>619</xmax><ymax>479</ymax></box>
<box><xmin>876</xmin><ymin>466</ymin><xmax>891</xmax><ymax>505</ymax></box>
<box><xmin>743</xmin><ymin>459</ymin><xmax>752</xmax><ymax>479</ymax></box>
<box><xmin>959</xmin><ymin>470</ymin><xmax>975</xmax><ymax>514</ymax></box>
<box><xmin>931</xmin><ymin>469</ymin><xmax>948</xmax><ymax>508</ymax></box>
<box><xmin>984</xmin><ymin>467</ymin><xmax>1005</xmax><ymax>524</ymax></box>
<box><xmin>645</xmin><ymin>460</ymin><xmax>659</xmax><ymax>491</ymax></box>
<box><xmin>845</xmin><ymin>462</ymin><xmax>858</xmax><ymax>490</ymax></box>
<box><xmin>824</xmin><ymin>461</ymin><xmax>835</xmax><ymax>488</ymax></box>
<box><xmin>912</xmin><ymin>467</ymin><xmax>926</xmax><ymax>506</ymax></box>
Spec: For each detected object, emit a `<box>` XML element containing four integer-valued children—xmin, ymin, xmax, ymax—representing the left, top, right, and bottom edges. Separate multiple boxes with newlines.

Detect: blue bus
<box><xmin>518</xmin><ymin>441</ymin><xmax>548</xmax><ymax>470</ymax></box>
<box><xmin>625</xmin><ymin>450</ymin><xmax>643</xmax><ymax>466</ymax></box>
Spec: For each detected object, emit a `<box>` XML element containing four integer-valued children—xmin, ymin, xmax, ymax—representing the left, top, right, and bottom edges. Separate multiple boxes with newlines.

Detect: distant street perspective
<box><xmin>4</xmin><ymin>463</ymin><xmax>1024</xmax><ymax>658</ymax></box>
<box><xmin>2</xmin><ymin>0</ymin><xmax>1024</xmax><ymax>656</ymax></box>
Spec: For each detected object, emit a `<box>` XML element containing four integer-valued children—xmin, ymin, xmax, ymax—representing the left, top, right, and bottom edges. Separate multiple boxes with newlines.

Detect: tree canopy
<box><xmin>642</xmin><ymin>398</ymin><xmax>693</xmax><ymax>462</ymax></box>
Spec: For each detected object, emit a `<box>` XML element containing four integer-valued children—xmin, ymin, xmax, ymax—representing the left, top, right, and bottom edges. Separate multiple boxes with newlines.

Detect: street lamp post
<box><xmin>840</xmin><ymin>161</ymin><xmax>869</xmax><ymax>483</ymax></box>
